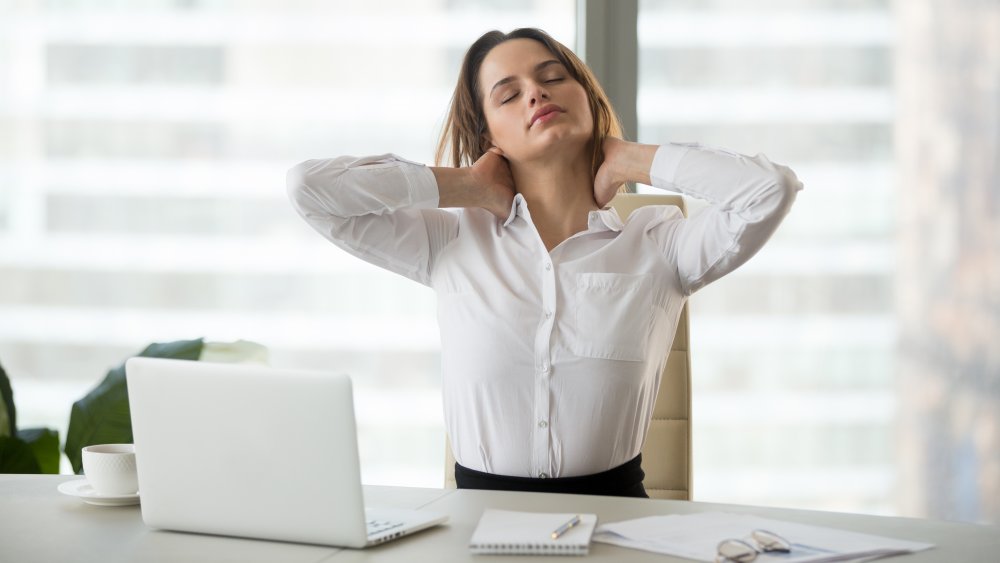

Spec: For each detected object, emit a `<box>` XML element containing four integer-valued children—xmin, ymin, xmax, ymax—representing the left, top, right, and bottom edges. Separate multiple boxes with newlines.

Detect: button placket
<box><xmin>519</xmin><ymin>199</ymin><xmax>556</xmax><ymax>480</ymax></box>
<box><xmin>531</xmin><ymin>256</ymin><xmax>556</xmax><ymax>479</ymax></box>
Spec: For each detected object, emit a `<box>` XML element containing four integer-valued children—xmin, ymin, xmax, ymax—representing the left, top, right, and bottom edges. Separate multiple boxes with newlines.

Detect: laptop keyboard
<box><xmin>367</xmin><ymin>518</ymin><xmax>405</xmax><ymax>537</ymax></box>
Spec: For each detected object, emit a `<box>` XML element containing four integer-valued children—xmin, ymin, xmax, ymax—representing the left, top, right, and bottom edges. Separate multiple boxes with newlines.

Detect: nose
<box><xmin>527</xmin><ymin>81</ymin><xmax>551</xmax><ymax>105</ymax></box>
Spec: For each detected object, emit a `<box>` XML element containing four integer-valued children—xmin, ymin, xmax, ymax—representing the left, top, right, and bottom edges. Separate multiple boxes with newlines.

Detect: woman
<box><xmin>286</xmin><ymin>28</ymin><xmax>802</xmax><ymax>498</ymax></box>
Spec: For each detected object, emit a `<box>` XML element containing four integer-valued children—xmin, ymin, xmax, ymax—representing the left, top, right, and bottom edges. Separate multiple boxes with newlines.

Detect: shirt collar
<box><xmin>502</xmin><ymin>194</ymin><xmax>624</xmax><ymax>233</ymax></box>
<box><xmin>590</xmin><ymin>207</ymin><xmax>624</xmax><ymax>232</ymax></box>
<box><xmin>501</xmin><ymin>194</ymin><xmax>523</xmax><ymax>227</ymax></box>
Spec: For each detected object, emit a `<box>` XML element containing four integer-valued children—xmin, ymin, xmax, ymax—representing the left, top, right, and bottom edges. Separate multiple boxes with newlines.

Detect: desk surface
<box><xmin>1</xmin><ymin>475</ymin><xmax>997</xmax><ymax>563</ymax></box>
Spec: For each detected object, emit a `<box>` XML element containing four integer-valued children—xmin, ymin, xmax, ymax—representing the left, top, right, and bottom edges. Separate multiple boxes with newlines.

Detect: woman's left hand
<box><xmin>593</xmin><ymin>136</ymin><xmax>628</xmax><ymax>208</ymax></box>
<box><xmin>594</xmin><ymin>137</ymin><xmax>658</xmax><ymax>207</ymax></box>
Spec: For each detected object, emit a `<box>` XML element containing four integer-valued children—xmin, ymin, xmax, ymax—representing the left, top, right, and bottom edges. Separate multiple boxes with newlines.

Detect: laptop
<box><xmin>125</xmin><ymin>356</ymin><xmax>448</xmax><ymax>548</ymax></box>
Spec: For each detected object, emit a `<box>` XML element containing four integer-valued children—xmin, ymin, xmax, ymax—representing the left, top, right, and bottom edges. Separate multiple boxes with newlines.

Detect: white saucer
<box><xmin>57</xmin><ymin>479</ymin><xmax>140</xmax><ymax>506</ymax></box>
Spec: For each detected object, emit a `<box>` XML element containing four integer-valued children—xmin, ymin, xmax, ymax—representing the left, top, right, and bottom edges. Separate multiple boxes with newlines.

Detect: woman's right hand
<box><xmin>469</xmin><ymin>147</ymin><xmax>516</xmax><ymax>219</ymax></box>
<box><xmin>433</xmin><ymin>147</ymin><xmax>516</xmax><ymax>220</ymax></box>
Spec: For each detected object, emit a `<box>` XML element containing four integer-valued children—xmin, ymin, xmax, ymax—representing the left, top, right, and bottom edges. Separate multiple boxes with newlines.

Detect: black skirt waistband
<box><xmin>454</xmin><ymin>454</ymin><xmax>648</xmax><ymax>498</ymax></box>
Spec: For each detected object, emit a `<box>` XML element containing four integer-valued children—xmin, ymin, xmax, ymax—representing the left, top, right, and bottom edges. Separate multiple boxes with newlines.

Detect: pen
<box><xmin>551</xmin><ymin>514</ymin><xmax>581</xmax><ymax>539</ymax></box>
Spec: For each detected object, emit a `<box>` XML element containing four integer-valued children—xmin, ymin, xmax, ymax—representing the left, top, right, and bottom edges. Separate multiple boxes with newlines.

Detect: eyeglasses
<box><xmin>716</xmin><ymin>529</ymin><xmax>792</xmax><ymax>563</ymax></box>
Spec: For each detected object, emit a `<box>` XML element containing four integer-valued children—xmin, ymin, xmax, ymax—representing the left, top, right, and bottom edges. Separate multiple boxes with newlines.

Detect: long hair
<box><xmin>435</xmin><ymin>28</ymin><xmax>624</xmax><ymax>188</ymax></box>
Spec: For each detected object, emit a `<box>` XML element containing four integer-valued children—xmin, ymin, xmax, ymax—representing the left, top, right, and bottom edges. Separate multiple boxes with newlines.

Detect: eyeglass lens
<box><xmin>751</xmin><ymin>529</ymin><xmax>792</xmax><ymax>553</ymax></box>
<box><xmin>716</xmin><ymin>539</ymin><xmax>759</xmax><ymax>562</ymax></box>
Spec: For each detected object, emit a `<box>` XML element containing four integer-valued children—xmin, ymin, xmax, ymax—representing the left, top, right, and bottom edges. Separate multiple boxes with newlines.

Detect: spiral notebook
<box><xmin>469</xmin><ymin>509</ymin><xmax>598</xmax><ymax>555</ymax></box>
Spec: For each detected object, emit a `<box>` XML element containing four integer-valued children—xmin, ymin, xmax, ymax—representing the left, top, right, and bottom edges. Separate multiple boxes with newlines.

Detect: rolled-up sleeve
<box><xmin>647</xmin><ymin>143</ymin><xmax>803</xmax><ymax>295</ymax></box>
<box><xmin>286</xmin><ymin>154</ymin><xmax>459</xmax><ymax>286</ymax></box>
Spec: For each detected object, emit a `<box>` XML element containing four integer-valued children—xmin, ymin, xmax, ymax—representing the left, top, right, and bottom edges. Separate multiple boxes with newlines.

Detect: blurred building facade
<box><xmin>895</xmin><ymin>0</ymin><xmax>999</xmax><ymax>524</ymax></box>
<box><xmin>638</xmin><ymin>0</ymin><xmax>897</xmax><ymax>515</ymax></box>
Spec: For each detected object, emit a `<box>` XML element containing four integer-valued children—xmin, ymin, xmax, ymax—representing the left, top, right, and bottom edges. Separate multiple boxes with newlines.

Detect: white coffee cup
<box><xmin>82</xmin><ymin>444</ymin><xmax>138</xmax><ymax>496</ymax></box>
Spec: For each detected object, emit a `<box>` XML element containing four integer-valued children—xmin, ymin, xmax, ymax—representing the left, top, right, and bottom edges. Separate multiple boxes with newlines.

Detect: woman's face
<box><xmin>478</xmin><ymin>38</ymin><xmax>593</xmax><ymax>163</ymax></box>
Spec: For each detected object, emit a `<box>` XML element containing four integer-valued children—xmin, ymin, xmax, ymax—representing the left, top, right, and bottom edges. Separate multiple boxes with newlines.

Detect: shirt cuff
<box><xmin>405</xmin><ymin>163</ymin><xmax>441</xmax><ymax>209</ymax></box>
<box><xmin>649</xmin><ymin>143</ymin><xmax>692</xmax><ymax>189</ymax></box>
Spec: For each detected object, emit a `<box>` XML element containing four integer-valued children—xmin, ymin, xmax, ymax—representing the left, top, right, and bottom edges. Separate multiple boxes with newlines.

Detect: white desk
<box><xmin>1</xmin><ymin>475</ymin><xmax>997</xmax><ymax>562</ymax></box>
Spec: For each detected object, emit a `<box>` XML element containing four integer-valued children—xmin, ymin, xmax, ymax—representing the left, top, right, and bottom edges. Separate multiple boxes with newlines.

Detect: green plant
<box><xmin>0</xmin><ymin>360</ymin><xmax>61</xmax><ymax>474</ymax></box>
<box><xmin>64</xmin><ymin>338</ymin><xmax>267</xmax><ymax>474</ymax></box>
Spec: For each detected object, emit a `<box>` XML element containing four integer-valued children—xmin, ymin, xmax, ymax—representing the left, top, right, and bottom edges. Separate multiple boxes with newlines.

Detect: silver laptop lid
<box><xmin>126</xmin><ymin>357</ymin><xmax>369</xmax><ymax>547</ymax></box>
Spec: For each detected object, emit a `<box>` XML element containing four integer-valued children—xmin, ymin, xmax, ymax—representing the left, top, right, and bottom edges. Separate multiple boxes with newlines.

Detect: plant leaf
<box><xmin>0</xmin><ymin>435</ymin><xmax>41</xmax><ymax>473</ymax></box>
<box><xmin>64</xmin><ymin>338</ymin><xmax>205</xmax><ymax>474</ymax></box>
<box><xmin>0</xmin><ymin>360</ymin><xmax>15</xmax><ymax>437</ymax></box>
<box><xmin>17</xmin><ymin>427</ymin><xmax>61</xmax><ymax>474</ymax></box>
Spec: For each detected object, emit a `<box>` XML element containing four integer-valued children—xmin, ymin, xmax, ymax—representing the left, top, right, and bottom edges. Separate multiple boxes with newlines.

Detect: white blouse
<box><xmin>286</xmin><ymin>142</ymin><xmax>802</xmax><ymax>479</ymax></box>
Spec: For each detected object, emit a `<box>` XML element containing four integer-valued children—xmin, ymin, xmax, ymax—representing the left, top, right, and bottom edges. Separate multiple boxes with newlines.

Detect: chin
<box><xmin>528</xmin><ymin>130</ymin><xmax>589</xmax><ymax>157</ymax></box>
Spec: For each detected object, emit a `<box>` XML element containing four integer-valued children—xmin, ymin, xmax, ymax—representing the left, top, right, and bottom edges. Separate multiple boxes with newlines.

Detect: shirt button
<box><xmin>538</xmin><ymin>472</ymin><xmax>548</xmax><ymax>479</ymax></box>
<box><xmin>544</xmin><ymin>262</ymin><xmax>552</xmax><ymax>271</ymax></box>
<box><xmin>544</xmin><ymin>310</ymin><xmax>552</xmax><ymax>319</ymax></box>
<box><xmin>539</xmin><ymin>363</ymin><xmax>550</xmax><ymax>373</ymax></box>
<box><xmin>538</xmin><ymin>420</ymin><xmax>547</xmax><ymax>429</ymax></box>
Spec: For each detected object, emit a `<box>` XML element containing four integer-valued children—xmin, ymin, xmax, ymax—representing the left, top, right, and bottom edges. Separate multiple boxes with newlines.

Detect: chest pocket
<box><xmin>569</xmin><ymin>273</ymin><xmax>654</xmax><ymax>362</ymax></box>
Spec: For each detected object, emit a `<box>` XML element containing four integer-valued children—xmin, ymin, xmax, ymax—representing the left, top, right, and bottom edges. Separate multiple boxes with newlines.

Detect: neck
<box><xmin>510</xmin><ymin>150</ymin><xmax>599</xmax><ymax>251</ymax></box>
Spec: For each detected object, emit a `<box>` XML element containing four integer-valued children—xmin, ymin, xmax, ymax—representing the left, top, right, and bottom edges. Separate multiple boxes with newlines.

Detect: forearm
<box><xmin>608</xmin><ymin>141</ymin><xmax>659</xmax><ymax>186</ymax></box>
<box><xmin>431</xmin><ymin>166</ymin><xmax>483</xmax><ymax>209</ymax></box>
<box><xmin>431</xmin><ymin>163</ymin><xmax>513</xmax><ymax>219</ymax></box>
<box><xmin>287</xmin><ymin>155</ymin><xmax>438</xmax><ymax>219</ymax></box>
<box><xmin>653</xmin><ymin>143</ymin><xmax>802</xmax><ymax>212</ymax></box>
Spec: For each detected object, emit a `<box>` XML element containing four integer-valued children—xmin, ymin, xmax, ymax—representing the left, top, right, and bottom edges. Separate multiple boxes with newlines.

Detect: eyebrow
<box><xmin>489</xmin><ymin>59</ymin><xmax>564</xmax><ymax>97</ymax></box>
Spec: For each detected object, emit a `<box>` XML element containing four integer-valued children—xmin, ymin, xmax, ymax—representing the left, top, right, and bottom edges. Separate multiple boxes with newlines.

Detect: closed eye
<box><xmin>499</xmin><ymin>77</ymin><xmax>563</xmax><ymax>104</ymax></box>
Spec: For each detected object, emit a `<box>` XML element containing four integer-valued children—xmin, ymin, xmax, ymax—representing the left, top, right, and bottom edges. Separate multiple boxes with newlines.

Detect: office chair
<box><xmin>444</xmin><ymin>193</ymin><xmax>693</xmax><ymax>500</ymax></box>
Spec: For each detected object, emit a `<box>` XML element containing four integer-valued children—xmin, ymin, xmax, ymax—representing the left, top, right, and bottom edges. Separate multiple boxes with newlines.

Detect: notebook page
<box><xmin>469</xmin><ymin>509</ymin><xmax>598</xmax><ymax>555</ymax></box>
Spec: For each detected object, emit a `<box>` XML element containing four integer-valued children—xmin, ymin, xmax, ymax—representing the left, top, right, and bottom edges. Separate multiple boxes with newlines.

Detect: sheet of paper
<box><xmin>593</xmin><ymin>512</ymin><xmax>934</xmax><ymax>563</ymax></box>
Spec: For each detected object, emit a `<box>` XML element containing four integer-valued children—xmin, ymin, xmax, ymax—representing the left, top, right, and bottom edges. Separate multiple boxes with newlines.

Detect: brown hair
<box><xmin>435</xmin><ymin>28</ymin><xmax>624</xmax><ymax>186</ymax></box>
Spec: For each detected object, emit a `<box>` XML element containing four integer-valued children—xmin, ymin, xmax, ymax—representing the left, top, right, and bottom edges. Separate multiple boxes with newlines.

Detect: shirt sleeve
<box><xmin>646</xmin><ymin>142</ymin><xmax>803</xmax><ymax>295</ymax></box>
<box><xmin>285</xmin><ymin>154</ymin><xmax>459</xmax><ymax>287</ymax></box>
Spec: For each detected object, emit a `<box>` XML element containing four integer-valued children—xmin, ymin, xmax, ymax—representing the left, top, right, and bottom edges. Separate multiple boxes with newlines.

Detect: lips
<box><xmin>529</xmin><ymin>104</ymin><xmax>565</xmax><ymax>127</ymax></box>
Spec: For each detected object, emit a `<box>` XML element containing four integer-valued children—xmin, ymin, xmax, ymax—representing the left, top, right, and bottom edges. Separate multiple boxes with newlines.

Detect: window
<box><xmin>638</xmin><ymin>0</ymin><xmax>896</xmax><ymax>515</ymax></box>
<box><xmin>639</xmin><ymin>0</ymin><xmax>1000</xmax><ymax>525</ymax></box>
<box><xmin>0</xmin><ymin>0</ymin><xmax>576</xmax><ymax>484</ymax></box>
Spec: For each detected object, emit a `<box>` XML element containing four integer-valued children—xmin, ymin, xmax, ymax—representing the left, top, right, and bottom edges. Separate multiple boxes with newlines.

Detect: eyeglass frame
<box><xmin>715</xmin><ymin>528</ymin><xmax>792</xmax><ymax>563</ymax></box>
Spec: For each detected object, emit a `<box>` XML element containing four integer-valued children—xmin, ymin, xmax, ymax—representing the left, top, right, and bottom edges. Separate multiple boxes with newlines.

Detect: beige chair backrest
<box><xmin>443</xmin><ymin>193</ymin><xmax>692</xmax><ymax>500</ymax></box>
